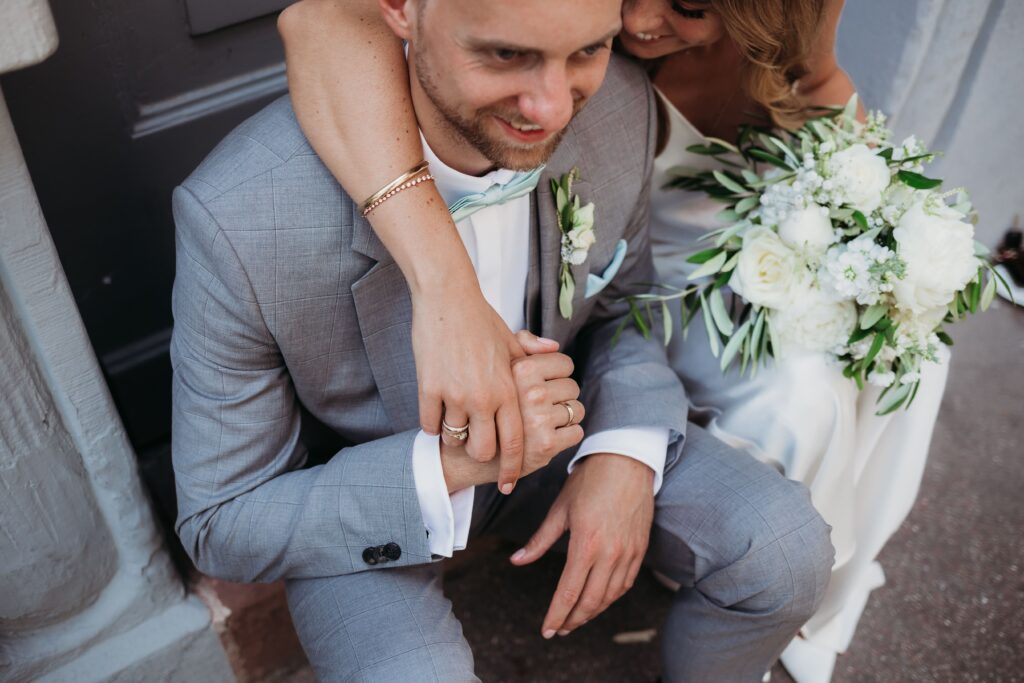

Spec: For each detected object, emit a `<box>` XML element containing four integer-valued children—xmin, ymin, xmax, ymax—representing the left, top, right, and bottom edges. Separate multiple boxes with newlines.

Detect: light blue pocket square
<box><xmin>585</xmin><ymin>239</ymin><xmax>628</xmax><ymax>298</ymax></box>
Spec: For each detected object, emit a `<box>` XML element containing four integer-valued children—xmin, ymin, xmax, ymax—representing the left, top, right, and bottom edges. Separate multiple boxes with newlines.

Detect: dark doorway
<box><xmin>0</xmin><ymin>0</ymin><xmax>294</xmax><ymax>534</ymax></box>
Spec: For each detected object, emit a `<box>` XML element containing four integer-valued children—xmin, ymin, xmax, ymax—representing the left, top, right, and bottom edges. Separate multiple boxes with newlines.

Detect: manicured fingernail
<box><xmin>500</xmin><ymin>482</ymin><xmax>515</xmax><ymax>495</ymax></box>
<box><xmin>543</xmin><ymin>629</ymin><xmax>556</xmax><ymax>639</ymax></box>
<box><xmin>538</xmin><ymin>337</ymin><xmax>557</xmax><ymax>345</ymax></box>
<box><xmin>557</xmin><ymin>630</ymin><xmax>569</xmax><ymax>636</ymax></box>
<box><xmin>510</xmin><ymin>549</ymin><xmax>526</xmax><ymax>562</ymax></box>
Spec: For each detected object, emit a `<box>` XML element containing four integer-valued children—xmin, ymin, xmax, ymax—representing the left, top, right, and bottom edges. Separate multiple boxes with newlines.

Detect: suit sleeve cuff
<box><xmin>411</xmin><ymin>430</ymin><xmax>474</xmax><ymax>557</ymax></box>
<box><xmin>568</xmin><ymin>427</ymin><xmax>669</xmax><ymax>494</ymax></box>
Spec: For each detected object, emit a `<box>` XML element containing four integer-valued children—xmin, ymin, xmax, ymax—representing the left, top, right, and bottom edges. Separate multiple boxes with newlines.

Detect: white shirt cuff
<box><xmin>411</xmin><ymin>430</ymin><xmax>474</xmax><ymax>557</ymax></box>
<box><xmin>568</xmin><ymin>427</ymin><xmax>670</xmax><ymax>494</ymax></box>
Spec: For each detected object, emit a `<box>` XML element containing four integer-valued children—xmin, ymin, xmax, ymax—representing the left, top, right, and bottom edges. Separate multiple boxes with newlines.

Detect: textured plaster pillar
<box><xmin>0</xmin><ymin>2</ymin><xmax>234</xmax><ymax>681</ymax></box>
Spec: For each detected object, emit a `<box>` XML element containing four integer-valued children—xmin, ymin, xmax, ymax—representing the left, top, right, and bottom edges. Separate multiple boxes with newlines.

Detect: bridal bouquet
<box><xmin>625</xmin><ymin>96</ymin><xmax>1007</xmax><ymax>414</ymax></box>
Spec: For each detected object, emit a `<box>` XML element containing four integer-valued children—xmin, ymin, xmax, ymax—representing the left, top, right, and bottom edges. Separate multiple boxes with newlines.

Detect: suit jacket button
<box><xmin>362</xmin><ymin>547</ymin><xmax>380</xmax><ymax>565</ymax></box>
<box><xmin>383</xmin><ymin>542</ymin><xmax>402</xmax><ymax>561</ymax></box>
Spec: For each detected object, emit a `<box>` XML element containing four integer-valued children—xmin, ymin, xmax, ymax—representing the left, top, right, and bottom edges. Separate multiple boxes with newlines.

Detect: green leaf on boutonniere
<box><xmin>558</xmin><ymin>266</ymin><xmax>575</xmax><ymax>319</ymax></box>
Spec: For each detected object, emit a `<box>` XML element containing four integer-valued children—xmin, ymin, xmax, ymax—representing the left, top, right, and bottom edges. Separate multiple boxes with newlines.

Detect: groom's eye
<box><xmin>579</xmin><ymin>43</ymin><xmax>610</xmax><ymax>58</ymax></box>
<box><xmin>493</xmin><ymin>48</ymin><xmax>523</xmax><ymax>62</ymax></box>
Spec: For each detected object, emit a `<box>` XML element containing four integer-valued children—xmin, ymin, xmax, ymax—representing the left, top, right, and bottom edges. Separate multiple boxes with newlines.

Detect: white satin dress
<box><xmin>649</xmin><ymin>92</ymin><xmax>950</xmax><ymax>682</ymax></box>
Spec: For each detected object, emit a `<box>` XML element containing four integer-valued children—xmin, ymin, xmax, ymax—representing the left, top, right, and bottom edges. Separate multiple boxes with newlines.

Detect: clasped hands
<box><xmin>425</xmin><ymin>324</ymin><xmax>655</xmax><ymax>640</ymax></box>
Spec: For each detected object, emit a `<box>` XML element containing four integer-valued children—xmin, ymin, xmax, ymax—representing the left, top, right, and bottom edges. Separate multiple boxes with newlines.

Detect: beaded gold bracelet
<box><xmin>360</xmin><ymin>161</ymin><xmax>432</xmax><ymax>217</ymax></box>
<box><xmin>361</xmin><ymin>172</ymin><xmax>435</xmax><ymax>218</ymax></box>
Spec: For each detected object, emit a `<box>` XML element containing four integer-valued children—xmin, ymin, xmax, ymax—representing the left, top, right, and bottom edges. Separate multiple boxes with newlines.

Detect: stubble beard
<box><xmin>415</xmin><ymin>53</ymin><xmax>578</xmax><ymax>171</ymax></box>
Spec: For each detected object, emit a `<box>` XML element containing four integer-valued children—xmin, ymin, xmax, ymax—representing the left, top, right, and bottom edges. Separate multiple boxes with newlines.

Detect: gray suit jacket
<box><xmin>170</xmin><ymin>55</ymin><xmax>688</xmax><ymax>583</ymax></box>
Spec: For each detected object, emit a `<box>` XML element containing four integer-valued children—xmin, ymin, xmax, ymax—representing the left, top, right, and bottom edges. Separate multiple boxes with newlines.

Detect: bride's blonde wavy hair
<box><xmin>712</xmin><ymin>0</ymin><xmax>827</xmax><ymax>129</ymax></box>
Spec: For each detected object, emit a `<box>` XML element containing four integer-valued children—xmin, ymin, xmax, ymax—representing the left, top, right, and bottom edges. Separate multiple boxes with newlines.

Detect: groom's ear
<box><xmin>378</xmin><ymin>0</ymin><xmax>416</xmax><ymax>41</ymax></box>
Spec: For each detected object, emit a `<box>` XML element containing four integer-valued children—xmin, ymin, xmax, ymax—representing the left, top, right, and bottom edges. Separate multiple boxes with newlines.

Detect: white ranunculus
<box><xmin>567</xmin><ymin>247</ymin><xmax>588</xmax><ymax>266</ymax></box>
<box><xmin>778</xmin><ymin>206</ymin><xmax>837</xmax><ymax>254</ymax></box>
<box><xmin>827</xmin><ymin>143</ymin><xmax>891</xmax><ymax>214</ymax></box>
<box><xmin>769</xmin><ymin>286</ymin><xmax>858</xmax><ymax>358</ymax></box>
<box><xmin>729</xmin><ymin>227</ymin><xmax>807</xmax><ymax>310</ymax></box>
<box><xmin>891</xmin><ymin>200</ymin><xmax>977</xmax><ymax>314</ymax></box>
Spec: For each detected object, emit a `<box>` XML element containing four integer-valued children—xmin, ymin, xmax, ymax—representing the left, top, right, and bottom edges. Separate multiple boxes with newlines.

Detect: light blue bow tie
<box><xmin>447</xmin><ymin>166</ymin><xmax>545</xmax><ymax>223</ymax></box>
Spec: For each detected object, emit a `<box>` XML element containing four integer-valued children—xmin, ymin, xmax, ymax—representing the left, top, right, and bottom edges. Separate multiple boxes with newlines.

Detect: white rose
<box><xmin>769</xmin><ymin>286</ymin><xmax>858</xmax><ymax>358</ymax></box>
<box><xmin>568</xmin><ymin>226</ymin><xmax>596</xmax><ymax>251</ymax></box>
<box><xmin>729</xmin><ymin>227</ymin><xmax>806</xmax><ymax>310</ymax></box>
<box><xmin>891</xmin><ymin>200</ymin><xmax>977</xmax><ymax>314</ymax></box>
<box><xmin>778</xmin><ymin>206</ymin><xmax>837</xmax><ymax>254</ymax></box>
<box><xmin>827</xmin><ymin>143</ymin><xmax>891</xmax><ymax>214</ymax></box>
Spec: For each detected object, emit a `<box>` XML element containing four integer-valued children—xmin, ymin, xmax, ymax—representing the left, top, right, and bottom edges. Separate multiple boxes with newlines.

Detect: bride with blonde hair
<box><xmin>277</xmin><ymin>1</ymin><xmax>949</xmax><ymax>679</ymax></box>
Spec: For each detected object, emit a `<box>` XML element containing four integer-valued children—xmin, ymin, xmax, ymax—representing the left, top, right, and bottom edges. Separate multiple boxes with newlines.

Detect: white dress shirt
<box><xmin>411</xmin><ymin>137</ymin><xmax>669</xmax><ymax>558</ymax></box>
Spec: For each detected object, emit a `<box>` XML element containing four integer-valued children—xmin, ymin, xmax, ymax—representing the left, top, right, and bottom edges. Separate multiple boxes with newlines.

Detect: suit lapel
<box><xmin>349</xmin><ymin>206</ymin><xmax>420</xmax><ymax>432</ymax></box>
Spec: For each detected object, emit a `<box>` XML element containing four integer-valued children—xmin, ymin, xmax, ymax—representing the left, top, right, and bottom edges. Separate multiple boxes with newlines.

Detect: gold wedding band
<box><xmin>441</xmin><ymin>418</ymin><xmax>470</xmax><ymax>442</ymax></box>
<box><xmin>560</xmin><ymin>401</ymin><xmax>576</xmax><ymax>428</ymax></box>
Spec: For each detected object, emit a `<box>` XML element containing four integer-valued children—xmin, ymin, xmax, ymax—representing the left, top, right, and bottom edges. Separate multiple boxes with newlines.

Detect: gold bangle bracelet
<box><xmin>361</xmin><ymin>173</ymin><xmax>435</xmax><ymax>218</ymax></box>
<box><xmin>360</xmin><ymin>161</ymin><xmax>431</xmax><ymax>215</ymax></box>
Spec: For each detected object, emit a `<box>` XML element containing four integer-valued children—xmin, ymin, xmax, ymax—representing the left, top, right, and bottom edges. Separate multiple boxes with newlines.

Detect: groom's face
<box><xmin>386</xmin><ymin>0</ymin><xmax>622</xmax><ymax>171</ymax></box>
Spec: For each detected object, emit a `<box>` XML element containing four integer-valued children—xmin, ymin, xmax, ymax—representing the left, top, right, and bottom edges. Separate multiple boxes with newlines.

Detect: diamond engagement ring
<box><xmin>441</xmin><ymin>419</ymin><xmax>470</xmax><ymax>442</ymax></box>
<box><xmin>560</xmin><ymin>401</ymin><xmax>576</xmax><ymax>428</ymax></box>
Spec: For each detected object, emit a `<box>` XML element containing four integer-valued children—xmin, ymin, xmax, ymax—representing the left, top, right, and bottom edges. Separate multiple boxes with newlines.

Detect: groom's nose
<box><xmin>518</xmin><ymin>63</ymin><xmax>576</xmax><ymax>134</ymax></box>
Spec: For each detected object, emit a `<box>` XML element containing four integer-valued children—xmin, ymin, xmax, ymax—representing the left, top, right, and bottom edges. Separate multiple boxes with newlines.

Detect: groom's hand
<box><xmin>510</xmin><ymin>454</ymin><xmax>654</xmax><ymax>639</ymax></box>
<box><xmin>440</xmin><ymin>336</ymin><xmax>584</xmax><ymax>493</ymax></box>
<box><xmin>510</xmin><ymin>331</ymin><xmax>585</xmax><ymax>478</ymax></box>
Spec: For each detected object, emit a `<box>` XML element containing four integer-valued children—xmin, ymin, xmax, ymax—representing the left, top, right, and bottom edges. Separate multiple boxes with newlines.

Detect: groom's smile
<box><xmin>379</xmin><ymin>0</ymin><xmax>622</xmax><ymax>175</ymax></box>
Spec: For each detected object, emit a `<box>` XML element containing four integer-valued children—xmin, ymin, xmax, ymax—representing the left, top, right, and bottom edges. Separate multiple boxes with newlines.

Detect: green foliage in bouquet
<box><xmin>620</xmin><ymin>96</ymin><xmax>1009</xmax><ymax>414</ymax></box>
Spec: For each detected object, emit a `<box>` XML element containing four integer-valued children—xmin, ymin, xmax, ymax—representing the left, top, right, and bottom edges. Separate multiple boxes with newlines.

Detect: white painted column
<box><xmin>838</xmin><ymin>0</ymin><xmax>1023</xmax><ymax>244</ymax></box>
<box><xmin>0</xmin><ymin>2</ymin><xmax>234</xmax><ymax>681</ymax></box>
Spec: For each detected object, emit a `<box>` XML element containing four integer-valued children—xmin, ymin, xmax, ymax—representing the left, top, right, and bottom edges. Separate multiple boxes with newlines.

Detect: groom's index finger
<box><xmin>542</xmin><ymin>540</ymin><xmax>593</xmax><ymax>638</ymax></box>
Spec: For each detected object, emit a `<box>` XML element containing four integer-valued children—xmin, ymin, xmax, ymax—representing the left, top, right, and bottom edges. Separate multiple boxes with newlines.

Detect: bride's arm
<box><xmin>796</xmin><ymin>0</ymin><xmax>864</xmax><ymax>116</ymax></box>
<box><xmin>278</xmin><ymin>0</ymin><xmax>538</xmax><ymax>492</ymax></box>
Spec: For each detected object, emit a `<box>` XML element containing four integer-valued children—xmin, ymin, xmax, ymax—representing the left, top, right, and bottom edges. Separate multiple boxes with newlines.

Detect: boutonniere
<box><xmin>552</xmin><ymin>167</ymin><xmax>596</xmax><ymax>319</ymax></box>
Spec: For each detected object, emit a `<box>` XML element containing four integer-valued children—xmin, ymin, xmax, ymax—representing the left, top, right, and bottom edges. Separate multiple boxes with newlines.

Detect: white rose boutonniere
<box><xmin>553</xmin><ymin>167</ymin><xmax>596</xmax><ymax>319</ymax></box>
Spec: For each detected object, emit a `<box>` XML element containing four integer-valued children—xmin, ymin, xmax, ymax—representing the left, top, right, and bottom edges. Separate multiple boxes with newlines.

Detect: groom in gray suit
<box><xmin>170</xmin><ymin>0</ymin><xmax>833</xmax><ymax>680</ymax></box>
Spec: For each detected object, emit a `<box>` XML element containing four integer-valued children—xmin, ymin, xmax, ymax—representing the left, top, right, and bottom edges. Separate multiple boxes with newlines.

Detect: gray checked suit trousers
<box><xmin>285</xmin><ymin>425</ymin><xmax>832</xmax><ymax>683</ymax></box>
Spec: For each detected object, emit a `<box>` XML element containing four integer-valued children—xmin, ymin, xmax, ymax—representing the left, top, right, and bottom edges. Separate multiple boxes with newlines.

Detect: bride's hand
<box><xmin>412</xmin><ymin>279</ymin><xmax>557</xmax><ymax>494</ymax></box>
